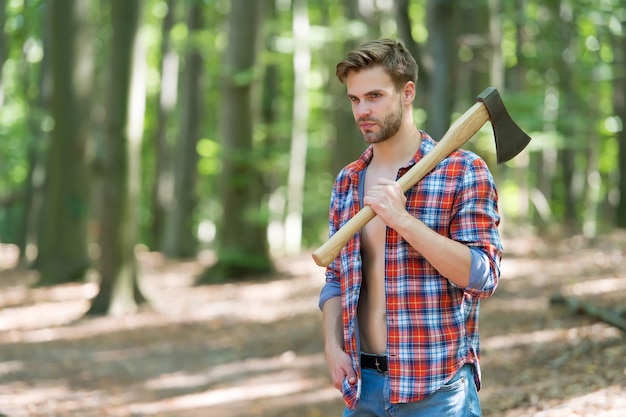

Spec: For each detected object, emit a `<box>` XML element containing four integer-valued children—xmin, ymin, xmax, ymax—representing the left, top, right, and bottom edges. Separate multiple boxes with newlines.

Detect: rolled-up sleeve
<box><xmin>467</xmin><ymin>246</ymin><xmax>500</xmax><ymax>292</ymax></box>
<box><xmin>318</xmin><ymin>279</ymin><xmax>341</xmax><ymax>310</ymax></box>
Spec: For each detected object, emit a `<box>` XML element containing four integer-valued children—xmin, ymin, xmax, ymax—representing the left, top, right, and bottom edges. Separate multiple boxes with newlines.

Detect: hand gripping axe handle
<box><xmin>312</xmin><ymin>87</ymin><xmax>531</xmax><ymax>267</ymax></box>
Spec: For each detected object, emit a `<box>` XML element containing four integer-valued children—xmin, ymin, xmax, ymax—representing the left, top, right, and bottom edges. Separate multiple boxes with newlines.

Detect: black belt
<box><xmin>360</xmin><ymin>353</ymin><xmax>388</xmax><ymax>373</ymax></box>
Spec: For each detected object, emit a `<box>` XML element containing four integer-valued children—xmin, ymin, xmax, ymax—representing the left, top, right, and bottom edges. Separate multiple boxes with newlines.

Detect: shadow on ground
<box><xmin>0</xmin><ymin>232</ymin><xmax>624</xmax><ymax>416</ymax></box>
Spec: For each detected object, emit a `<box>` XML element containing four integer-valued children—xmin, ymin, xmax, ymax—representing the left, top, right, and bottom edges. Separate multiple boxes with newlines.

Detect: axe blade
<box><xmin>477</xmin><ymin>87</ymin><xmax>532</xmax><ymax>164</ymax></box>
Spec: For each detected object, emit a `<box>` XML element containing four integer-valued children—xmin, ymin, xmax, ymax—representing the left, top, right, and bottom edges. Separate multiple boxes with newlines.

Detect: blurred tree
<box><xmin>395</xmin><ymin>0</ymin><xmax>429</xmax><ymax>108</ymax></box>
<box><xmin>16</xmin><ymin>1</ymin><xmax>51</xmax><ymax>266</ymax></box>
<box><xmin>88</xmin><ymin>0</ymin><xmax>147</xmax><ymax>315</ymax></box>
<box><xmin>162</xmin><ymin>0</ymin><xmax>204</xmax><ymax>258</ymax></box>
<box><xmin>555</xmin><ymin>0</ymin><xmax>579</xmax><ymax>233</ymax></box>
<box><xmin>0</xmin><ymin>0</ymin><xmax>6</xmax><ymax>106</ymax></box>
<box><xmin>35</xmin><ymin>0</ymin><xmax>92</xmax><ymax>285</ymax></box>
<box><xmin>489</xmin><ymin>0</ymin><xmax>504</xmax><ymax>90</ymax></box>
<box><xmin>615</xmin><ymin>9</ymin><xmax>626</xmax><ymax>228</ymax></box>
<box><xmin>262</xmin><ymin>3</ymin><xmax>288</xmax><ymax>255</ymax></box>
<box><xmin>1</xmin><ymin>0</ymin><xmax>626</xmax><ymax>283</ymax></box>
<box><xmin>505</xmin><ymin>0</ymin><xmax>531</xmax><ymax>226</ymax></box>
<box><xmin>201</xmin><ymin>0</ymin><xmax>272</xmax><ymax>282</ymax></box>
<box><xmin>425</xmin><ymin>0</ymin><xmax>457</xmax><ymax>139</ymax></box>
<box><xmin>329</xmin><ymin>0</ymin><xmax>368</xmax><ymax>177</ymax></box>
<box><xmin>283</xmin><ymin>0</ymin><xmax>310</xmax><ymax>254</ymax></box>
<box><xmin>149</xmin><ymin>0</ymin><xmax>178</xmax><ymax>249</ymax></box>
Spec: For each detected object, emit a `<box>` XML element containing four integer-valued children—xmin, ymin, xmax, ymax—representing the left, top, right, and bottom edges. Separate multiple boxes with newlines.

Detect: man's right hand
<box><xmin>322</xmin><ymin>296</ymin><xmax>357</xmax><ymax>391</ymax></box>
<box><xmin>325</xmin><ymin>345</ymin><xmax>357</xmax><ymax>390</ymax></box>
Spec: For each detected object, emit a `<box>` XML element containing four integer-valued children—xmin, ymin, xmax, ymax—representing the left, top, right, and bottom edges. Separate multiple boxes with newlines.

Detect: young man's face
<box><xmin>345</xmin><ymin>65</ymin><xmax>404</xmax><ymax>144</ymax></box>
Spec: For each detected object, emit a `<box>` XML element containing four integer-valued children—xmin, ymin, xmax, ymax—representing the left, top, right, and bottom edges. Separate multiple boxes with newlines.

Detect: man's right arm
<box><xmin>322</xmin><ymin>296</ymin><xmax>356</xmax><ymax>390</ymax></box>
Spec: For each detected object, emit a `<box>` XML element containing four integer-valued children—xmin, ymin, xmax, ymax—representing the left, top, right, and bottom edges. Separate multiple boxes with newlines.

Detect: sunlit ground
<box><xmin>0</xmin><ymin>232</ymin><xmax>624</xmax><ymax>416</ymax></box>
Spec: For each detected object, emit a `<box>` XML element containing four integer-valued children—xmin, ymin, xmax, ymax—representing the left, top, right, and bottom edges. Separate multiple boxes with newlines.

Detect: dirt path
<box><xmin>0</xmin><ymin>233</ymin><xmax>624</xmax><ymax>416</ymax></box>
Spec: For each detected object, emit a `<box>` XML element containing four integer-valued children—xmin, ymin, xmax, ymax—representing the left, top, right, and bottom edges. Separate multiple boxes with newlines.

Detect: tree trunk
<box><xmin>329</xmin><ymin>0</ymin><xmax>369</xmax><ymax>178</ymax></box>
<box><xmin>283</xmin><ymin>0</ymin><xmax>310</xmax><ymax>255</ymax></box>
<box><xmin>150</xmin><ymin>0</ymin><xmax>178</xmax><ymax>250</ymax></box>
<box><xmin>36</xmin><ymin>0</ymin><xmax>92</xmax><ymax>285</ymax></box>
<box><xmin>395</xmin><ymin>0</ymin><xmax>429</xmax><ymax>109</ymax></box>
<box><xmin>162</xmin><ymin>0</ymin><xmax>203</xmax><ymax>258</ymax></box>
<box><xmin>0</xmin><ymin>0</ymin><xmax>7</xmax><ymax>107</ymax></box>
<box><xmin>17</xmin><ymin>5</ymin><xmax>52</xmax><ymax>266</ymax></box>
<box><xmin>203</xmin><ymin>0</ymin><xmax>272</xmax><ymax>282</ymax></box>
<box><xmin>508</xmin><ymin>0</ymin><xmax>530</xmax><ymax>227</ymax></box>
<box><xmin>615</xmin><ymin>14</ymin><xmax>626</xmax><ymax>229</ymax></box>
<box><xmin>556</xmin><ymin>1</ymin><xmax>579</xmax><ymax>234</ymax></box>
<box><xmin>263</xmin><ymin>6</ymin><xmax>286</xmax><ymax>255</ymax></box>
<box><xmin>425</xmin><ymin>0</ymin><xmax>457</xmax><ymax>140</ymax></box>
<box><xmin>88</xmin><ymin>0</ymin><xmax>146</xmax><ymax>315</ymax></box>
<box><xmin>488</xmin><ymin>0</ymin><xmax>504</xmax><ymax>90</ymax></box>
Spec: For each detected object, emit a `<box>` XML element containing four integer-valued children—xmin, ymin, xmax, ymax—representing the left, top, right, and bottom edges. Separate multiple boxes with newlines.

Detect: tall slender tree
<box><xmin>261</xmin><ymin>5</ymin><xmax>285</xmax><ymax>255</ymax></box>
<box><xmin>615</xmin><ymin>11</ymin><xmax>626</xmax><ymax>228</ymax></box>
<box><xmin>329</xmin><ymin>0</ymin><xmax>368</xmax><ymax>177</ymax></box>
<box><xmin>88</xmin><ymin>0</ymin><xmax>146</xmax><ymax>315</ymax></box>
<box><xmin>17</xmin><ymin>2</ymin><xmax>52</xmax><ymax>266</ymax></box>
<box><xmin>150</xmin><ymin>0</ymin><xmax>178</xmax><ymax>249</ymax></box>
<box><xmin>283</xmin><ymin>0</ymin><xmax>310</xmax><ymax>254</ymax></box>
<box><xmin>202</xmin><ymin>0</ymin><xmax>271</xmax><ymax>281</ymax></box>
<box><xmin>425</xmin><ymin>0</ymin><xmax>457</xmax><ymax>139</ymax></box>
<box><xmin>162</xmin><ymin>0</ymin><xmax>203</xmax><ymax>258</ymax></box>
<box><xmin>36</xmin><ymin>0</ymin><xmax>92</xmax><ymax>285</ymax></box>
<box><xmin>555</xmin><ymin>1</ymin><xmax>579</xmax><ymax>233</ymax></box>
<box><xmin>0</xmin><ymin>0</ymin><xmax>7</xmax><ymax>107</ymax></box>
<box><xmin>395</xmin><ymin>0</ymin><xmax>429</xmax><ymax>108</ymax></box>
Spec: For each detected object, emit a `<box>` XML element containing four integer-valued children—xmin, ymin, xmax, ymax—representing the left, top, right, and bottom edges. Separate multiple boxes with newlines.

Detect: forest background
<box><xmin>0</xmin><ymin>0</ymin><xmax>625</xmax><ymax>416</ymax></box>
<box><xmin>2</xmin><ymin>0</ymin><xmax>625</xmax><ymax>314</ymax></box>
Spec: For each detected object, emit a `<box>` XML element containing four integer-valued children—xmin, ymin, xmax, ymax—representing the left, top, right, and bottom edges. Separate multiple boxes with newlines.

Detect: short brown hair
<box><xmin>336</xmin><ymin>38</ymin><xmax>419</xmax><ymax>91</ymax></box>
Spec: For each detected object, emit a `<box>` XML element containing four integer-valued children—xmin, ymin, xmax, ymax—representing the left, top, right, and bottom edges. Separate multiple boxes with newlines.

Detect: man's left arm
<box><xmin>364</xmin><ymin>157</ymin><xmax>502</xmax><ymax>295</ymax></box>
<box><xmin>448</xmin><ymin>157</ymin><xmax>503</xmax><ymax>298</ymax></box>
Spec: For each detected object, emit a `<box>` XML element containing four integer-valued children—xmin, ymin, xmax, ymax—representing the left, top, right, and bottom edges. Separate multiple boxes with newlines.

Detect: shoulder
<box><xmin>432</xmin><ymin>148</ymin><xmax>496</xmax><ymax>191</ymax></box>
<box><xmin>445</xmin><ymin>148</ymin><xmax>491</xmax><ymax>172</ymax></box>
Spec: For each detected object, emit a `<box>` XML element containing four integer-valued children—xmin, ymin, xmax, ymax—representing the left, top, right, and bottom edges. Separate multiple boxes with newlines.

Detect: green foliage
<box><xmin>1</xmin><ymin>0</ymin><xmax>626</xmax><ymax>267</ymax></box>
<box><xmin>197</xmin><ymin>138</ymin><xmax>221</xmax><ymax>176</ymax></box>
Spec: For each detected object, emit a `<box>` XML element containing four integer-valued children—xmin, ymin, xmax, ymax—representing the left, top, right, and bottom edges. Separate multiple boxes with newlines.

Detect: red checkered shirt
<box><xmin>321</xmin><ymin>131</ymin><xmax>503</xmax><ymax>409</ymax></box>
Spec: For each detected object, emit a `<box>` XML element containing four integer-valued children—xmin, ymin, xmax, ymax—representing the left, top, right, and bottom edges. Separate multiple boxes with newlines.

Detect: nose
<box><xmin>353</xmin><ymin>101</ymin><xmax>372</xmax><ymax>120</ymax></box>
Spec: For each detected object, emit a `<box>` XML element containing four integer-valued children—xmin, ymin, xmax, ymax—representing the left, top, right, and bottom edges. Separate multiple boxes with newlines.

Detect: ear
<box><xmin>402</xmin><ymin>81</ymin><xmax>416</xmax><ymax>104</ymax></box>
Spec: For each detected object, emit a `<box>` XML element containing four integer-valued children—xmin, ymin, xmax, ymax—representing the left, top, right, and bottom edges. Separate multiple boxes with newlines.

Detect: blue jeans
<box><xmin>343</xmin><ymin>364</ymin><xmax>482</xmax><ymax>417</ymax></box>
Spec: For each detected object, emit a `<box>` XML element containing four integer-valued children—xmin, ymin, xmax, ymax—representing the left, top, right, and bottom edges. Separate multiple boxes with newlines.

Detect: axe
<box><xmin>312</xmin><ymin>86</ymin><xmax>531</xmax><ymax>267</ymax></box>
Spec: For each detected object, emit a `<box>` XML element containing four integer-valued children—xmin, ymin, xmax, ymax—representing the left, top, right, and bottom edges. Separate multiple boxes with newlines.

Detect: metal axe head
<box><xmin>477</xmin><ymin>87</ymin><xmax>532</xmax><ymax>164</ymax></box>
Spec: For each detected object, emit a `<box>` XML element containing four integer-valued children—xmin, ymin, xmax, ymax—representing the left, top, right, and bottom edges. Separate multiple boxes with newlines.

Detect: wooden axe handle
<box><xmin>312</xmin><ymin>101</ymin><xmax>490</xmax><ymax>267</ymax></box>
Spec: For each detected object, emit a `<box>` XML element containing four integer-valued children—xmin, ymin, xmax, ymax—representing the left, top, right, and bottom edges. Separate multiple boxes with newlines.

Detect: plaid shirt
<box><xmin>323</xmin><ymin>131</ymin><xmax>503</xmax><ymax>409</ymax></box>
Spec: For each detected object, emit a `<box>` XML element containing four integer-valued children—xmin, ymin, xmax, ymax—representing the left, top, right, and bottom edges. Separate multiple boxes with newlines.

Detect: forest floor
<box><xmin>0</xmin><ymin>231</ymin><xmax>625</xmax><ymax>417</ymax></box>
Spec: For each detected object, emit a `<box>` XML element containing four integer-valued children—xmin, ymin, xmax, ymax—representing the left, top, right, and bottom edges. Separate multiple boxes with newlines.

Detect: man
<box><xmin>319</xmin><ymin>38</ymin><xmax>503</xmax><ymax>416</ymax></box>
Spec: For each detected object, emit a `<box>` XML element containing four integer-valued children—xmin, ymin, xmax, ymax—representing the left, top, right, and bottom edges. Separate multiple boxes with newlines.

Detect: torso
<box><xmin>358</xmin><ymin>163</ymin><xmax>397</xmax><ymax>354</ymax></box>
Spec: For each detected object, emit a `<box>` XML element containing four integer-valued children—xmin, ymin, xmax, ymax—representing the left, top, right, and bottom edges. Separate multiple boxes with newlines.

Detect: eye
<box><xmin>349</xmin><ymin>96</ymin><xmax>359</xmax><ymax>103</ymax></box>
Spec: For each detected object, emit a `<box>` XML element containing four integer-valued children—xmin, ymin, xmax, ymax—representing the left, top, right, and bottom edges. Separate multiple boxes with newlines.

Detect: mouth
<box><xmin>358</xmin><ymin>121</ymin><xmax>376</xmax><ymax>130</ymax></box>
